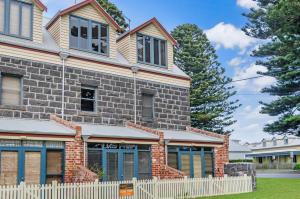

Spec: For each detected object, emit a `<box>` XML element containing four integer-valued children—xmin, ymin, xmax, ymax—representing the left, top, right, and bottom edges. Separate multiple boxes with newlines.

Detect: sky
<box><xmin>43</xmin><ymin>0</ymin><xmax>277</xmax><ymax>143</ymax></box>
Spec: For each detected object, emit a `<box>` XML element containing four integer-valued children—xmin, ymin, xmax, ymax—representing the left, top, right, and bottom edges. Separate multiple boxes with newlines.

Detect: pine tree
<box><xmin>171</xmin><ymin>24</ymin><xmax>240</xmax><ymax>134</ymax></box>
<box><xmin>97</xmin><ymin>0</ymin><xmax>128</xmax><ymax>32</ymax></box>
<box><xmin>243</xmin><ymin>0</ymin><xmax>300</xmax><ymax>135</ymax></box>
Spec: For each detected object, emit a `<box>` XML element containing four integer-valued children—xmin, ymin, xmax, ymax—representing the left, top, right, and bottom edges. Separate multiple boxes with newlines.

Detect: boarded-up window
<box><xmin>0</xmin><ymin>75</ymin><xmax>21</xmax><ymax>106</ymax></box>
<box><xmin>193</xmin><ymin>155</ymin><xmax>202</xmax><ymax>177</ymax></box>
<box><xmin>0</xmin><ymin>151</ymin><xmax>18</xmax><ymax>185</ymax></box>
<box><xmin>181</xmin><ymin>154</ymin><xmax>190</xmax><ymax>177</ymax></box>
<box><xmin>46</xmin><ymin>151</ymin><xmax>63</xmax><ymax>184</ymax></box>
<box><xmin>205</xmin><ymin>153</ymin><xmax>213</xmax><ymax>176</ymax></box>
<box><xmin>24</xmin><ymin>152</ymin><xmax>41</xmax><ymax>184</ymax></box>
<box><xmin>142</xmin><ymin>93</ymin><xmax>154</xmax><ymax>120</ymax></box>
<box><xmin>138</xmin><ymin>151</ymin><xmax>151</xmax><ymax>179</ymax></box>
<box><xmin>168</xmin><ymin>152</ymin><xmax>178</xmax><ymax>169</ymax></box>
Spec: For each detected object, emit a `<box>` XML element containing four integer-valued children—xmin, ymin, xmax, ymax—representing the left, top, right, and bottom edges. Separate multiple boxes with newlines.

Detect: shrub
<box><xmin>294</xmin><ymin>164</ymin><xmax>300</xmax><ymax>170</ymax></box>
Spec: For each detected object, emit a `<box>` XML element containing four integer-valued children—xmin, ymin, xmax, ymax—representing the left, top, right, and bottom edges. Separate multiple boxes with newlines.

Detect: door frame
<box><xmin>102</xmin><ymin>148</ymin><xmax>138</xmax><ymax>181</ymax></box>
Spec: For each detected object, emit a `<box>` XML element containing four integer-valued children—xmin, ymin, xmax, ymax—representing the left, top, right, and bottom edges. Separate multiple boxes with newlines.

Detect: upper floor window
<box><xmin>137</xmin><ymin>34</ymin><xmax>167</xmax><ymax>67</ymax></box>
<box><xmin>0</xmin><ymin>74</ymin><xmax>22</xmax><ymax>106</ymax></box>
<box><xmin>70</xmin><ymin>16</ymin><xmax>108</xmax><ymax>55</ymax></box>
<box><xmin>262</xmin><ymin>141</ymin><xmax>266</xmax><ymax>147</ymax></box>
<box><xmin>284</xmin><ymin>138</ymin><xmax>288</xmax><ymax>145</ymax></box>
<box><xmin>142</xmin><ymin>93</ymin><xmax>154</xmax><ymax>120</ymax></box>
<box><xmin>81</xmin><ymin>86</ymin><xmax>96</xmax><ymax>112</ymax></box>
<box><xmin>0</xmin><ymin>0</ymin><xmax>33</xmax><ymax>39</ymax></box>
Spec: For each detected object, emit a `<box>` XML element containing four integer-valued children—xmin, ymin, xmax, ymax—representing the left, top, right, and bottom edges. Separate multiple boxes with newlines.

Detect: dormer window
<box><xmin>273</xmin><ymin>139</ymin><xmax>277</xmax><ymax>146</ymax></box>
<box><xmin>137</xmin><ymin>34</ymin><xmax>167</xmax><ymax>67</ymax></box>
<box><xmin>70</xmin><ymin>16</ymin><xmax>108</xmax><ymax>55</ymax></box>
<box><xmin>284</xmin><ymin>138</ymin><xmax>288</xmax><ymax>145</ymax></box>
<box><xmin>262</xmin><ymin>141</ymin><xmax>266</xmax><ymax>147</ymax></box>
<box><xmin>0</xmin><ymin>0</ymin><xmax>33</xmax><ymax>39</ymax></box>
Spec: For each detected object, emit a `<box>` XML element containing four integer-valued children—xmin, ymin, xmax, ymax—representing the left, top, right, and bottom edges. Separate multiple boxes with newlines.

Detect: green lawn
<box><xmin>199</xmin><ymin>178</ymin><xmax>300</xmax><ymax>199</ymax></box>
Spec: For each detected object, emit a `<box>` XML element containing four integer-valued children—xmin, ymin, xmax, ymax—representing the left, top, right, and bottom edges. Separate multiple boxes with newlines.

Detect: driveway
<box><xmin>257</xmin><ymin>170</ymin><xmax>300</xmax><ymax>178</ymax></box>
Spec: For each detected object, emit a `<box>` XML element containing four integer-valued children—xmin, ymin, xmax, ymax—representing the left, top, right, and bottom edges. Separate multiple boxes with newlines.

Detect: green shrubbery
<box><xmin>229</xmin><ymin>159</ymin><xmax>253</xmax><ymax>163</ymax></box>
<box><xmin>294</xmin><ymin>164</ymin><xmax>300</xmax><ymax>170</ymax></box>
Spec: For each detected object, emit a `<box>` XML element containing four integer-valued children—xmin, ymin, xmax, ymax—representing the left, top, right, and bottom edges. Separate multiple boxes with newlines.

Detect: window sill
<box><xmin>0</xmin><ymin>105</ymin><xmax>26</xmax><ymax>111</ymax></box>
<box><xmin>142</xmin><ymin>117</ymin><xmax>155</xmax><ymax>122</ymax></box>
<box><xmin>78</xmin><ymin>111</ymin><xmax>101</xmax><ymax>117</ymax></box>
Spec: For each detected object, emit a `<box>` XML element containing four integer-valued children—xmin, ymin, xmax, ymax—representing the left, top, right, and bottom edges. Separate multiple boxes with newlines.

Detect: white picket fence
<box><xmin>0</xmin><ymin>175</ymin><xmax>252</xmax><ymax>199</ymax></box>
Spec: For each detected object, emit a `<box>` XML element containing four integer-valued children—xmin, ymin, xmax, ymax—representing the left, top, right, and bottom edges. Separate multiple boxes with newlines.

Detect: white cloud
<box><xmin>228</xmin><ymin>57</ymin><xmax>245</xmax><ymax>67</ymax></box>
<box><xmin>232</xmin><ymin>64</ymin><xmax>276</xmax><ymax>91</ymax></box>
<box><xmin>205</xmin><ymin>22</ymin><xmax>256</xmax><ymax>51</ymax></box>
<box><xmin>237</xmin><ymin>0</ymin><xmax>259</xmax><ymax>9</ymax></box>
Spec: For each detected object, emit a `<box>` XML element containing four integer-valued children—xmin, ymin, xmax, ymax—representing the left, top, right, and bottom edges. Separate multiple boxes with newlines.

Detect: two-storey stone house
<box><xmin>0</xmin><ymin>0</ymin><xmax>228</xmax><ymax>185</ymax></box>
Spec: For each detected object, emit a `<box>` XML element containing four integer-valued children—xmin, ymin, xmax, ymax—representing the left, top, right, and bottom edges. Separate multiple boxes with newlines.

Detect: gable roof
<box><xmin>117</xmin><ymin>17</ymin><xmax>177</xmax><ymax>45</ymax></box>
<box><xmin>46</xmin><ymin>0</ymin><xmax>121</xmax><ymax>31</ymax></box>
<box><xmin>33</xmin><ymin>0</ymin><xmax>47</xmax><ymax>11</ymax></box>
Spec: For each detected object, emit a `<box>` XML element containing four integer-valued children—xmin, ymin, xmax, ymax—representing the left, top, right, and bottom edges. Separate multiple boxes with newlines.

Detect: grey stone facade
<box><xmin>0</xmin><ymin>55</ymin><xmax>190</xmax><ymax>130</ymax></box>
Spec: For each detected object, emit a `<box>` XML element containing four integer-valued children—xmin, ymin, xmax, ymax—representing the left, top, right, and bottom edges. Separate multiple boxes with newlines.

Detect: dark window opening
<box><xmin>81</xmin><ymin>87</ymin><xmax>96</xmax><ymax>112</ymax></box>
<box><xmin>258</xmin><ymin>157</ymin><xmax>263</xmax><ymax>164</ymax></box>
<box><xmin>167</xmin><ymin>152</ymin><xmax>178</xmax><ymax>169</ymax></box>
<box><xmin>138</xmin><ymin>151</ymin><xmax>151</xmax><ymax>179</ymax></box>
<box><xmin>46</xmin><ymin>150</ymin><xmax>63</xmax><ymax>184</ymax></box>
<box><xmin>69</xmin><ymin>16</ymin><xmax>108</xmax><ymax>55</ymax></box>
<box><xmin>137</xmin><ymin>34</ymin><xmax>167</xmax><ymax>67</ymax></box>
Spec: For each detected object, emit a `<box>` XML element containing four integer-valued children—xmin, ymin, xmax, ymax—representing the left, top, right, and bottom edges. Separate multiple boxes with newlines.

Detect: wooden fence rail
<box><xmin>0</xmin><ymin>175</ymin><xmax>252</xmax><ymax>199</ymax></box>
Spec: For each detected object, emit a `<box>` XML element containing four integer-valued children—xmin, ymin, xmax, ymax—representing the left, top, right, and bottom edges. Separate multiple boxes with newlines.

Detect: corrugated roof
<box><xmin>163</xmin><ymin>130</ymin><xmax>223</xmax><ymax>143</ymax></box>
<box><xmin>0</xmin><ymin>118</ymin><xmax>75</xmax><ymax>135</ymax></box>
<box><xmin>229</xmin><ymin>140</ymin><xmax>251</xmax><ymax>152</ymax></box>
<box><xmin>80</xmin><ymin>123</ymin><xmax>159</xmax><ymax>140</ymax></box>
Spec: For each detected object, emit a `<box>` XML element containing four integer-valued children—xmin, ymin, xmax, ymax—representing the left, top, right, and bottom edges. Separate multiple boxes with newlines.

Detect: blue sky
<box><xmin>43</xmin><ymin>0</ymin><xmax>277</xmax><ymax>142</ymax></box>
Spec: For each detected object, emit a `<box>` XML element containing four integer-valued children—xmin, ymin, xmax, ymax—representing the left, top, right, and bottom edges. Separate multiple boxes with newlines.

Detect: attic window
<box><xmin>137</xmin><ymin>34</ymin><xmax>167</xmax><ymax>67</ymax></box>
<box><xmin>284</xmin><ymin>138</ymin><xmax>288</xmax><ymax>145</ymax></box>
<box><xmin>70</xmin><ymin>16</ymin><xmax>108</xmax><ymax>55</ymax></box>
<box><xmin>0</xmin><ymin>0</ymin><xmax>33</xmax><ymax>39</ymax></box>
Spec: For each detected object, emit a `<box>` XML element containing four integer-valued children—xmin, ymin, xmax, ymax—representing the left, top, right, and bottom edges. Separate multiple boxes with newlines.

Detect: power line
<box><xmin>230</xmin><ymin>75</ymin><xmax>264</xmax><ymax>83</ymax></box>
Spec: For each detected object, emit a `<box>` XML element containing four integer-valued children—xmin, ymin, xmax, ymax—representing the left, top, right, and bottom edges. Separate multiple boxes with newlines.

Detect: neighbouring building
<box><xmin>246</xmin><ymin>136</ymin><xmax>300</xmax><ymax>169</ymax></box>
<box><xmin>229</xmin><ymin>140</ymin><xmax>251</xmax><ymax>161</ymax></box>
<box><xmin>0</xmin><ymin>0</ymin><xmax>229</xmax><ymax>185</ymax></box>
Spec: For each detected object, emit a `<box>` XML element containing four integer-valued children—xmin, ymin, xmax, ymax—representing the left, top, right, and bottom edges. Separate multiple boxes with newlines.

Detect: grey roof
<box><xmin>249</xmin><ymin>136</ymin><xmax>300</xmax><ymax>150</ymax></box>
<box><xmin>80</xmin><ymin>123</ymin><xmax>159</xmax><ymax>140</ymax></box>
<box><xmin>0</xmin><ymin>118</ymin><xmax>75</xmax><ymax>135</ymax></box>
<box><xmin>163</xmin><ymin>130</ymin><xmax>223</xmax><ymax>143</ymax></box>
<box><xmin>229</xmin><ymin>140</ymin><xmax>251</xmax><ymax>152</ymax></box>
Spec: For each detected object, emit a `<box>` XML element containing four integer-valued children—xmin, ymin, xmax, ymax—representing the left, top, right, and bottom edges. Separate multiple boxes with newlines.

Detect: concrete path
<box><xmin>257</xmin><ymin>170</ymin><xmax>300</xmax><ymax>178</ymax></box>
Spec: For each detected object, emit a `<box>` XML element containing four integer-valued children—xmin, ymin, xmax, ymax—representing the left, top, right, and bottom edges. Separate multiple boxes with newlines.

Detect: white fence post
<box><xmin>52</xmin><ymin>180</ymin><xmax>57</xmax><ymax>199</ymax></box>
<box><xmin>153</xmin><ymin>177</ymin><xmax>158</xmax><ymax>198</ymax></box>
<box><xmin>132</xmin><ymin>177</ymin><xmax>137</xmax><ymax>199</ymax></box>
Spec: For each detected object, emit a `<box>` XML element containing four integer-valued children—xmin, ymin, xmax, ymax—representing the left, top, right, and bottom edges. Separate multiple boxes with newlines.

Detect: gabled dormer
<box><xmin>46</xmin><ymin>0</ymin><xmax>121</xmax><ymax>59</ymax></box>
<box><xmin>0</xmin><ymin>0</ymin><xmax>46</xmax><ymax>43</ymax></box>
<box><xmin>117</xmin><ymin>18</ymin><xmax>177</xmax><ymax>70</ymax></box>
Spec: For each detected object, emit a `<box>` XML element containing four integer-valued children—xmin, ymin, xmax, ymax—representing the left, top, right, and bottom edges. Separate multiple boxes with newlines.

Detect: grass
<box><xmin>199</xmin><ymin>178</ymin><xmax>300</xmax><ymax>199</ymax></box>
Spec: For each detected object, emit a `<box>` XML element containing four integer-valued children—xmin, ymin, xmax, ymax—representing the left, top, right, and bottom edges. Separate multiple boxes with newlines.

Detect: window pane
<box><xmin>100</xmin><ymin>25</ymin><xmax>108</xmax><ymax>54</ymax></box>
<box><xmin>21</xmin><ymin>4</ymin><xmax>31</xmax><ymax>38</ymax></box>
<box><xmin>70</xmin><ymin>17</ymin><xmax>79</xmax><ymax>48</ymax></box>
<box><xmin>81</xmin><ymin>88</ymin><xmax>95</xmax><ymax>99</ymax></box>
<box><xmin>0</xmin><ymin>0</ymin><xmax>4</xmax><ymax>32</ymax></box>
<box><xmin>88</xmin><ymin>150</ymin><xmax>102</xmax><ymax>170</ymax></box>
<box><xmin>138</xmin><ymin>151</ymin><xmax>151</xmax><ymax>179</ymax></box>
<box><xmin>160</xmin><ymin>40</ymin><xmax>166</xmax><ymax>66</ymax></box>
<box><xmin>79</xmin><ymin>19</ymin><xmax>88</xmax><ymax>50</ymax></box>
<box><xmin>47</xmin><ymin>151</ymin><xmax>63</xmax><ymax>175</ymax></box>
<box><xmin>168</xmin><ymin>152</ymin><xmax>178</xmax><ymax>169</ymax></box>
<box><xmin>205</xmin><ymin>153</ymin><xmax>213</xmax><ymax>176</ymax></box>
<box><xmin>137</xmin><ymin>35</ymin><xmax>144</xmax><ymax>62</ymax></box>
<box><xmin>1</xmin><ymin>76</ymin><xmax>21</xmax><ymax>105</ymax></box>
<box><xmin>9</xmin><ymin>1</ymin><xmax>20</xmax><ymax>35</ymax></box>
<box><xmin>145</xmin><ymin>36</ymin><xmax>151</xmax><ymax>63</ymax></box>
<box><xmin>181</xmin><ymin>154</ymin><xmax>191</xmax><ymax>177</ymax></box>
<box><xmin>81</xmin><ymin>99</ymin><xmax>94</xmax><ymax>112</ymax></box>
<box><xmin>154</xmin><ymin>39</ymin><xmax>159</xmax><ymax>65</ymax></box>
<box><xmin>142</xmin><ymin>94</ymin><xmax>153</xmax><ymax>119</ymax></box>
<box><xmin>91</xmin><ymin>23</ymin><xmax>99</xmax><ymax>52</ymax></box>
